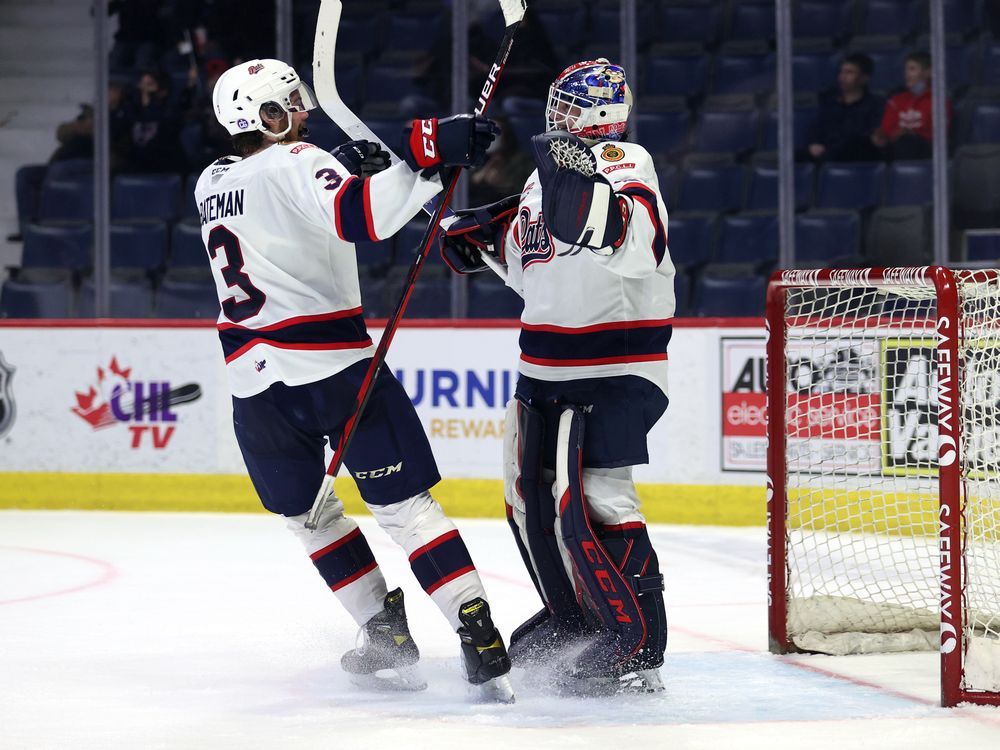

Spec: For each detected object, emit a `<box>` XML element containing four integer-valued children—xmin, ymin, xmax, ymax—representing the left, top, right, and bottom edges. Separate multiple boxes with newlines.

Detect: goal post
<box><xmin>766</xmin><ymin>266</ymin><xmax>1000</xmax><ymax>707</ymax></box>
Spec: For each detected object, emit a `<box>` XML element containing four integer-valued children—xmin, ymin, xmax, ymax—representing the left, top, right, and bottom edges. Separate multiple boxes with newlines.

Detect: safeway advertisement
<box><xmin>721</xmin><ymin>337</ymin><xmax>768</xmax><ymax>471</ymax></box>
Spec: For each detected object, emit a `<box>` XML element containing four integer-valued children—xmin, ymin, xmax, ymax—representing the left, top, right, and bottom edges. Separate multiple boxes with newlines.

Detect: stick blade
<box><xmin>498</xmin><ymin>0</ymin><xmax>527</xmax><ymax>27</ymax></box>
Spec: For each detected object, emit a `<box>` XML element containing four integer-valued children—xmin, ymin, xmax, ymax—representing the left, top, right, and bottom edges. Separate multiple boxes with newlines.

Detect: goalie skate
<box><xmin>341</xmin><ymin>588</ymin><xmax>427</xmax><ymax>692</ymax></box>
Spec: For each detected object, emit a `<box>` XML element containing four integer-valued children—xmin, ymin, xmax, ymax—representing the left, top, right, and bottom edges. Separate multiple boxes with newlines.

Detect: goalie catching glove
<box><xmin>530</xmin><ymin>131</ymin><xmax>631</xmax><ymax>256</ymax></box>
<box><xmin>438</xmin><ymin>194</ymin><xmax>518</xmax><ymax>274</ymax></box>
<box><xmin>403</xmin><ymin>114</ymin><xmax>500</xmax><ymax>176</ymax></box>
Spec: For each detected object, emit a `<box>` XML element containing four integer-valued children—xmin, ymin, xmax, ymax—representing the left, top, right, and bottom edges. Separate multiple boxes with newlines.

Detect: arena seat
<box><xmin>794</xmin><ymin>209</ymin><xmax>861</xmax><ymax>261</ymax></box>
<box><xmin>658</xmin><ymin>4</ymin><xmax>721</xmax><ymax>46</ymax></box>
<box><xmin>726</xmin><ymin>1</ymin><xmax>775</xmax><ymax>41</ymax></box>
<box><xmin>858</xmin><ymin>0</ymin><xmax>920</xmax><ymax>37</ymax></box>
<box><xmin>468</xmin><ymin>274</ymin><xmax>523</xmax><ymax>318</ymax></box>
<box><xmin>39</xmin><ymin>178</ymin><xmax>93</xmax><ymax>221</ymax></box>
<box><xmin>885</xmin><ymin>161</ymin><xmax>933</xmax><ymax>206</ymax></box>
<box><xmin>793</xmin><ymin>0</ymin><xmax>854</xmax><ymax>40</ymax></box>
<box><xmin>169</xmin><ymin>221</ymin><xmax>207</xmax><ymax>269</ymax></box>
<box><xmin>815</xmin><ymin>162</ymin><xmax>885</xmax><ymax>210</ymax></box>
<box><xmin>746</xmin><ymin>163</ymin><xmax>814</xmax><ymax>210</ymax></box>
<box><xmin>21</xmin><ymin>222</ymin><xmax>92</xmax><ymax>270</ymax></box>
<box><xmin>676</xmin><ymin>164</ymin><xmax>746</xmax><ymax>212</ymax></box>
<box><xmin>0</xmin><ymin>276</ymin><xmax>73</xmax><ymax>318</ymax></box>
<box><xmin>110</xmin><ymin>220</ymin><xmax>168</xmax><ymax>271</ymax></box>
<box><xmin>712</xmin><ymin>48</ymin><xmax>775</xmax><ymax>95</ymax></box>
<box><xmin>866</xmin><ymin>205</ymin><xmax>931</xmax><ymax>266</ymax></box>
<box><xmin>112</xmin><ymin>174</ymin><xmax>181</xmax><ymax>221</ymax></box>
<box><xmin>691</xmin><ymin>264</ymin><xmax>766</xmax><ymax>317</ymax></box>
<box><xmin>636</xmin><ymin>109</ymin><xmax>692</xmax><ymax>156</ymax></box>
<box><xmin>77</xmin><ymin>277</ymin><xmax>154</xmax><ymax>318</ymax></box>
<box><xmin>717</xmin><ymin>211</ymin><xmax>778</xmax><ymax>265</ymax></box>
<box><xmin>792</xmin><ymin>50</ymin><xmax>838</xmax><ymax>93</ymax></box>
<box><xmin>156</xmin><ymin>275</ymin><xmax>220</xmax><ymax>318</ymax></box>
<box><xmin>665</xmin><ymin>211</ymin><xmax>719</xmax><ymax>266</ymax></box>
<box><xmin>691</xmin><ymin>107</ymin><xmax>759</xmax><ymax>154</ymax></box>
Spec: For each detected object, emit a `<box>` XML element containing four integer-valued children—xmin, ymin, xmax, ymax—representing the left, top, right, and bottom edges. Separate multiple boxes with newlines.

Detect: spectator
<box><xmin>122</xmin><ymin>70</ymin><xmax>184</xmax><ymax>172</ymax></box>
<box><xmin>872</xmin><ymin>51</ymin><xmax>952</xmax><ymax>161</ymax></box>
<box><xmin>807</xmin><ymin>54</ymin><xmax>883</xmax><ymax>162</ymax></box>
<box><xmin>468</xmin><ymin>116</ymin><xmax>534</xmax><ymax>205</ymax></box>
<box><xmin>8</xmin><ymin>86</ymin><xmax>129</xmax><ymax>241</ymax></box>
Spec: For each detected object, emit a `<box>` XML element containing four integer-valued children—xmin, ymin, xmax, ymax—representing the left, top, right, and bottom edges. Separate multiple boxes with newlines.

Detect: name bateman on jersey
<box><xmin>199</xmin><ymin>189</ymin><xmax>245</xmax><ymax>226</ymax></box>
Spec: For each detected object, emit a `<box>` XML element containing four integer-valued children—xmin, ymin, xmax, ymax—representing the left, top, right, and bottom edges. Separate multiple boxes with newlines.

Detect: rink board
<box><xmin>0</xmin><ymin>319</ymin><xmax>766</xmax><ymax>524</ymax></box>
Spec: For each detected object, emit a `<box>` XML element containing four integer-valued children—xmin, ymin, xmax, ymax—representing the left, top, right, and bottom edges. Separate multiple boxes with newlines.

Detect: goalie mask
<box><xmin>545</xmin><ymin>58</ymin><xmax>632</xmax><ymax>144</ymax></box>
<box><xmin>213</xmin><ymin>58</ymin><xmax>318</xmax><ymax>138</ymax></box>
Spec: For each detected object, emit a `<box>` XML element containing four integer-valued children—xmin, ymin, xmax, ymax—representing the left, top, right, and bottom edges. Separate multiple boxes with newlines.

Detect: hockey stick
<box><xmin>311</xmin><ymin>0</ymin><xmax>510</xmax><ymax>281</ymax></box>
<box><xmin>305</xmin><ymin>0</ymin><xmax>526</xmax><ymax>529</ymax></box>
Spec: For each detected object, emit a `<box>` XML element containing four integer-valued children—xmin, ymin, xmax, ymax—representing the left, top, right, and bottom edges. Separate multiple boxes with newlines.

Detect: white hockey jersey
<box><xmin>502</xmin><ymin>140</ymin><xmax>675</xmax><ymax>394</ymax></box>
<box><xmin>194</xmin><ymin>141</ymin><xmax>442</xmax><ymax>398</ymax></box>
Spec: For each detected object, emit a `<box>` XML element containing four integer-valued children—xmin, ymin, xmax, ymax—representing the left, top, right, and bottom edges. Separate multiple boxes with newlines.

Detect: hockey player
<box><xmin>439</xmin><ymin>59</ymin><xmax>671</xmax><ymax>691</ymax></box>
<box><xmin>196</xmin><ymin>59</ymin><xmax>513</xmax><ymax>700</ymax></box>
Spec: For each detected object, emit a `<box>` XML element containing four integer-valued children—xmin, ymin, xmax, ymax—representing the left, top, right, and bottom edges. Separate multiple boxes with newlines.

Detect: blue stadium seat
<box><xmin>712</xmin><ymin>50</ymin><xmax>775</xmax><ymax>95</ymax></box>
<box><xmin>589</xmin><ymin>8</ymin><xmax>622</xmax><ymax>47</ymax></box>
<box><xmin>983</xmin><ymin>42</ymin><xmax>1000</xmax><ymax>86</ymax></box>
<box><xmin>501</xmin><ymin>97</ymin><xmax>546</xmax><ymax>116</ymax></box>
<box><xmin>665</xmin><ymin>212</ymin><xmax>718</xmax><ymax>266</ymax></box>
<box><xmin>505</xmin><ymin>114</ymin><xmax>538</xmax><ymax>150</ymax></box>
<box><xmin>727</xmin><ymin>2</ymin><xmax>775</xmax><ymax>41</ymax></box>
<box><xmin>795</xmin><ymin>210</ymin><xmax>861</xmax><ymax>261</ymax></box>
<box><xmin>691</xmin><ymin>108</ymin><xmax>759</xmax><ymax>154</ymax></box>
<box><xmin>170</xmin><ymin>221</ymin><xmax>206</xmax><ymax>268</ymax></box>
<box><xmin>863</xmin><ymin>46</ymin><xmax>908</xmax><ymax>94</ymax></box>
<box><xmin>112</xmin><ymin>174</ymin><xmax>181</xmax><ymax>221</ymax></box>
<box><xmin>658</xmin><ymin>4</ymin><xmax>721</xmax><ymax>46</ymax></box>
<box><xmin>468</xmin><ymin>276</ymin><xmax>523</xmax><ymax>318</ymax></box>
<box><xmin>364</xmin><ymin>66</ymin><xmax>418</xmax><ymax>104</ymax></box>
<box><xmin>793</xmin><ymin>0</ymin><xmax>854</xmax><ymax>39</ymax></box>
<box><xmin>156</xmin><ymin>276</ymin><xmax>220</xmax><ymax>318</ymax></box>
<box><xmin>761</xmin><ymin>104</ymin><xmax>819</xmax><ymax>151</ymax></box>
<box><xmin>359</xmin><ymin>272</ymin><xmax>388</xmax><ymax>318</ymax></box>
<box><xmin>793</xmin><ymin>51</ymin><xmax>838</xmax><ymax>93</ymax></box>
<box><xmin>306</xmin><ymin>119</ymin><xmax>348</xmax><ymax>151</ymax></box>
<box><xmin>21</xmin><ymin>222</ymin><xmax>92</xmax><ymax>270</ymax></box>
<box><xmin>405</xmin><ymin>275</ymin><xmax>452</xmax><ymax>318</ymax></box>
<box><xmin>537</xmin><ymin>8</ymin><xmax>587</xmax><ymax>50</ymax></box>
<box><xmin>182</xmin><ymin>174</ymin><xmax>199</xmax><ymax>220</ymax></box>
<box><xmin>815</xmin><ymin>162</ymin><xmax>885</xmax><ymax>209</ymax></box>
<box><xmin>965</xmin><ymin>230</ymin><xmax>1000</xmax><ymax>261</ymax></box>
<box><xmin>356</xmin><ymin>238</ymin><xmax>394</xmax><ymax>268</ymax></box>
<box><xmin>365</xmin><ymin>118</ymin><xmax>407</xmax><ymax>149</ymax></box>
<box><xmin>964</xmin><ymin>101</ymin><xmax>1000</xmax><ymax>146</ymax></box>
<box><xmin>944</xmin><ymin>41</ymin><xmax>979</xmax><ymax>91</ymax></box>
<box><xmin>110</xmin><ymin>220</ymin><xmax>168</xmax><ymax>270</ymax></box>
<box><xmin>717</xmin><ymin>212</ymin><xmax>778</xmax><ymax>264</ymax></box>
<box><xmin>745</xmin><ymin>163</ymin><xmax>815</xmax><ymax>211</ymax></box>
<box><xmin>636</xmin><ymin>110</ymin><xmax>691</xmax><ymax>156</ymax></box>
<box><xmin>673</xmin><ymin>267</ymin><xmax>691</xmax><ymax>316</ymax></box>
<box><xmin>77</xmin><ymin>277</ymin><xmax>154</xmax><ymax>318</ymax></box>
<box><xmin>46</xmin><ymin>158</ymin><xmax>92</xmax><ymax>182</ymax></box>
<box><xmin>644</xmin><ymin>53</ymin><xmax>711</xmax><ymax>98</ymax></box>
<box><xmin>885</xmin><ymin>161</ymin><xmax>933</xmax><ymax>206</ymax></box>
<box><xmin>676</xmin><ymin>165</ymin><xmax>746</xmax><ymax>212</ymax></box>
<box><xmin>0</xmin><ymin>277</ymin><xmax>73</xmax><ymax>318</ymax></box>
<box><xmin>39</xmin><ymin>178</ymin><xmax>93</xmax><ymax>221</ymax></box>
<box><xmin>917</xmin><ymin>0</ymin><xmax>982</xmax><ymax>36</ymax></box>
<box><xmin>334</xmin><ymin>17</ymin><xmax>381</xmax><ymax>56</ymax></box>
<box><xmin>859</xmin><ymin>0</ymin><xmax>920</xmax><ymax>37</ymax></box>
<box><xmin>691</xmin><ymin>265</ymin><xmax>766</xmax><ymax>316</ymax></box>
<box><xmin>384</xmin><ymin>15</ymin><xmax>441</xmax><ymax>53</ymax></box>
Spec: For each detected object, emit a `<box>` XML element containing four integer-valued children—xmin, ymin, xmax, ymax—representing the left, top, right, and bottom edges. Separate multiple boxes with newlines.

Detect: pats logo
<box><xmin>512</xmin><ymin>207</ymin><xmax>555</xmax><ymax>269</ymax></box>
<box><xmin>247</xmin><ymin>63</ymin><xmax>264</xmax><ymax>75</ymax></box>
<box><xmin>71</xmin><ymin>356</ymin><xmax>202</xmax><ymax>449</ymax></box>
<box><xmin>0</xmin><ymin>350</ymin><xmax>15</xmax><ymax>439</ymax></box>
<box><xmin>600</xmin><ymin>144</ymin><xmax>625</xmax><ymax>162</ymax></box>
<box><xmin>290</xmin><ymin>143</ymin><xmax>316</xmax><ymax>154</ymax></box>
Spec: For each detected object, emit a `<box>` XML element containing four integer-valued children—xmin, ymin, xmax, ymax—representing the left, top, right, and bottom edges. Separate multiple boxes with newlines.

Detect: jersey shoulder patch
<box><xmin>289</xmin><ymin>142</ymin><xmax>317</xmax><ymax>154</ymax></box>
<box><xmin>595</xmin><ymin>141</ymin><xmax>655</xmax><ymax>182</ymax></box>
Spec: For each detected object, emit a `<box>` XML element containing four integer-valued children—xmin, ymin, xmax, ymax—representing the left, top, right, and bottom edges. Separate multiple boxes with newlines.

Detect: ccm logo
<box><xmin>354</xmin><ymin>462</ymin><xmax>402</xmax><ymax>480</ymax></box>
<box><xmin>420</xmin><ymin>119</ymin><xmax>437</xmax><ymax>161</ymax></box>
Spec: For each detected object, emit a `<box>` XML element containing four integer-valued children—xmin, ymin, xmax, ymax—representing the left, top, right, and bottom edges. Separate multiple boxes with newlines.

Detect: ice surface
<box><xmin>2</xmin><ymin>511</ymin><xmax>1000</xmax><ymax>749</ymax></box>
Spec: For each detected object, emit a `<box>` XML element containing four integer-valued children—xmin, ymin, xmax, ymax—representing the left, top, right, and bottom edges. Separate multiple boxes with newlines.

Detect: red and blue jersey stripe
<box><xmin>519</xmin><ymin>318</ymin><xmax>672</xmax><ymax>367</ymax></box>
<box><xmin>218</xmin><ymin>308</ymin><xmax>372</xmax><ymax>364</ymax></box>
<box><xmin>408</xmin><ymin>529</ymin><xmax>477</xmax><ymax>595</ymax></box>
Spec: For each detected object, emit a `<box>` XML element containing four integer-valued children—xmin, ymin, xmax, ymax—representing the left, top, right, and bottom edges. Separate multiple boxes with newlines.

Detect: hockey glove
<box><xmin>331</xmin><ymin>139</ymin><xmax>391</xmax><ymax>178</ymax></box>
<box><xmin>403</xmin><ymin>115</ymin><xmax>500</xmax><ymax>175</ymax></box>
<box><xmin>438</xmin><ymin>194</ymin><xmax>518</xmax><ymax>274</ymax></box>
<box><xmin>530</xmin><ymin>131</ymin><xmax>630</xmax><ymax>256</ymax></box>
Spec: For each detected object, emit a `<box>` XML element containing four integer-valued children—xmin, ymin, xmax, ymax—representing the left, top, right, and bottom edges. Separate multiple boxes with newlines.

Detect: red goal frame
<box><xmin>765</xmin><ymin>266</ymin><xmax>1000</xmax><ymax>708</ymax></box>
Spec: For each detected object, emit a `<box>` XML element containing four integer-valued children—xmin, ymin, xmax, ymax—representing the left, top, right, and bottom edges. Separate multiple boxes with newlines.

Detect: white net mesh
<box><xmin>777</xmin><ymin>272</ymin><xmax>1000</xmax><ymax>694</ymax></box>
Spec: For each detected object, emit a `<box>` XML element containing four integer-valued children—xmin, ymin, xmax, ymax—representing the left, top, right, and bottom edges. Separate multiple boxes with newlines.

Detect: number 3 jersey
<box><xmin>194</xmin><ymin>142</ymin><xmax>441</xmax><ymax>398</ymax></box>
<box><xmin>502</xmin><ymin>140</ymin><xmax>675</xmax><ymax>395</ymax></box>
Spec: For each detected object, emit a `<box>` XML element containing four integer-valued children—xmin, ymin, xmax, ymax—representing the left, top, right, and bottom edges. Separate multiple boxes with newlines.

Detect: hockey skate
<box><xmin>457</xmin><ymin>598</ymin><xmax>515</xmax><ymax>703</ymax></box>
<box><xmin>341</xmin><ymin>588</ymin><xmax>427</xmax><ymax>692</ymax></box>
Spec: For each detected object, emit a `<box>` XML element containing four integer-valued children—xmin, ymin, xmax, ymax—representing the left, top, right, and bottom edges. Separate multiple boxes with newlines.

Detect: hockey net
<box><xmin>766</xmin><ymin>267</ymin><xmax>1000</xmax><ymax>707</ymax></box>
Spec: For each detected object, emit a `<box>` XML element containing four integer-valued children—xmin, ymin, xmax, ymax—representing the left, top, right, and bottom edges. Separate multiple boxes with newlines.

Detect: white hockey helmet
<box><xmin>545</xmin><ymin>58</ymin><xmax>632</xmax><ymax>143</ymax></box>
<box><xmin>212</xmin><ymin>58</ymin><xmax>318</xmax><ymax>138</ymax></box>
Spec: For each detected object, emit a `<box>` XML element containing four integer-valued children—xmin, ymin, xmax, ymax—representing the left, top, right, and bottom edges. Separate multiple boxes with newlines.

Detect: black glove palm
<box><xmin>331</xmin><ymin>139</ymin><xmax>392</xmax><ymax>178</ymax></box>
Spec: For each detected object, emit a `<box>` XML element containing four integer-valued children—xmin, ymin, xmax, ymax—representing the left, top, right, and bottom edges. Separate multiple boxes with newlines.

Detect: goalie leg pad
<box><xmin>509</xmin><ymin>397</ymin><xmax>587</xmax><ymax>622</ymax></box>
<box><xmin>553</xmin><ymin>407</ymin><xmax>650</xmax><ymax>674</ymax></box>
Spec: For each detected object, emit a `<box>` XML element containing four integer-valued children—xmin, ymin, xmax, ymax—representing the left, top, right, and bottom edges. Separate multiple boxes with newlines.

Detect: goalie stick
<box><xmin>305</xmin><ymin>0</ymin><xmax>527</xmax><ymax>530</ymax></box>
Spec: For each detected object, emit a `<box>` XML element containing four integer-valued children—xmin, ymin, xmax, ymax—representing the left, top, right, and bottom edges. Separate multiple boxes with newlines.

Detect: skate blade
<box><xmin>618</xmin><ymin>668</ymin><xmax>665</xmax><ymax>694</ymax></box>
<box><xmin>475</xmin><ymin>674</ymin><xmax>515</xmax><ymax>704</ymax></box>
<box><xmin>347</xmin><ymin>664</ymin><xmax>427</xmax><ymax>692</ymax></box>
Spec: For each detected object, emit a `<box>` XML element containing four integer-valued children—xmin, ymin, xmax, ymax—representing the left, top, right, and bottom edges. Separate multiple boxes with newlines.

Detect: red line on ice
<box><xmin>0</xmin><ymin>546</ymin><xmax>118</xmax><ymax>605</ymax></box>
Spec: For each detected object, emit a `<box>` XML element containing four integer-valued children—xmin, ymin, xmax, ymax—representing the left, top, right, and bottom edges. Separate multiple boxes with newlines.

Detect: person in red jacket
<box><xmin>872</xmin><ymin>51</ymin><xmax>951</xmax><ymax>160</ymax></box>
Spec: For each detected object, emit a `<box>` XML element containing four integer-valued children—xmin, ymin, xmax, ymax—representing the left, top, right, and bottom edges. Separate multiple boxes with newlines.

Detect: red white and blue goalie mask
<box><xmin>545</xmin><ymin>58</ymin><xmax>632</xmax><ymax>143</ymax></box>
